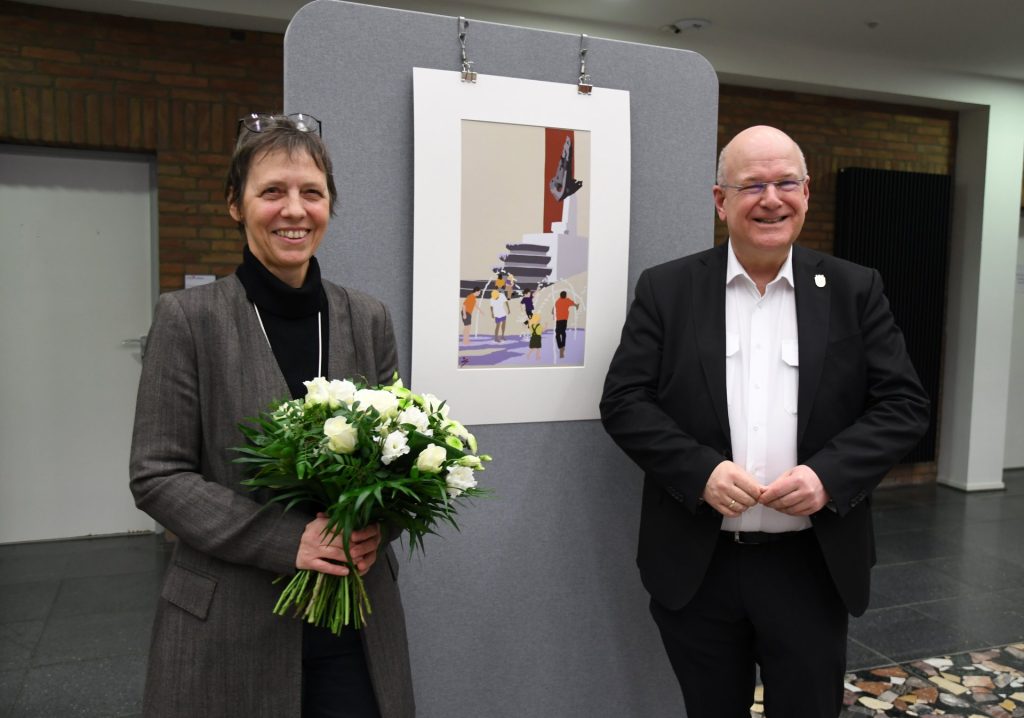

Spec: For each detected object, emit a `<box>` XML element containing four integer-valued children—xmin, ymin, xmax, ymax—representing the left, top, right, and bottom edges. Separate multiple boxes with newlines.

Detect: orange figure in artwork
<box><xmin>553</xmin><ymin>290</ymin><xmax>579</xmax><ymax>359</ymax></box>
<box><xmin>461</xmin><ymin>288</ymin><xmax>481</xmax><ymax>345</ymax></box>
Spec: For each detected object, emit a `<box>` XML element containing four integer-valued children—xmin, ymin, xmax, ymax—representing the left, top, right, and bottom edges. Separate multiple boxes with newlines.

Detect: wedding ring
<box><xmin>728</xmin><ymin>498</ymin><xmax>737</xmax><ymax>510</ymax></box>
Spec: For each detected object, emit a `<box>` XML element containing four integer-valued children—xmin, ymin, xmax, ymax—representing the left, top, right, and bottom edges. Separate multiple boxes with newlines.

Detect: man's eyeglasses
<box><xmin>237</xmin><ymin>113</ymin><xmax>322</xmax><ymax>137</ymax></box>
<box><xmin>719</xmin><ymin>177</ymin><xmax>808</xmax><ymax>196</ymax></box>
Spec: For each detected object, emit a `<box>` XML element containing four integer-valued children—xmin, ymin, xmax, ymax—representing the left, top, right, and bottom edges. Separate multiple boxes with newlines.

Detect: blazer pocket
<box><xmin>161</xmin><ymin>562</ymin><xmax>217</xmax><ymax>621</ymax></box>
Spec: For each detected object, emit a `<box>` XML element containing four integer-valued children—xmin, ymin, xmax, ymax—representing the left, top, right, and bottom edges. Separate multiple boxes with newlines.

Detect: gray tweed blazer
<box><xmin>130</xmin><ymin>274</ymin><xmax>414</xmax><ymax>718</ymax></box>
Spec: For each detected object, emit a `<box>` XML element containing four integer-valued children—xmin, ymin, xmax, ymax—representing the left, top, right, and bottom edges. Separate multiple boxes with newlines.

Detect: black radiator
<box><xmin>834</xmin><ymin>167</ymin><xmax>951</xmax><ymax>463</ymax></box>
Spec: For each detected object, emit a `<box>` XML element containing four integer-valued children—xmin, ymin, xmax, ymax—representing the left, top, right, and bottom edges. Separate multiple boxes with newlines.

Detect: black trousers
<box><xmin>555</xmin><ymin>319</ymin><xmax>568</xmax><ymax>348</ymax></box>
<box><xmin>650</xmin><ymin>530</ymin><xmax>847</xmax><ymax>718</ymax></box>
<box><xmin>302</xmin><ymin>622</ymin><xmax>380</xmax><ymax>718</ymax></box>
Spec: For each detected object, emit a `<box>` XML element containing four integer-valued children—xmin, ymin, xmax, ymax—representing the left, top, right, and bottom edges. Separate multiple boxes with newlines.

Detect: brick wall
<box><xmin>0</xmin><ymin>0</ymin><xmax>283</xmax><ymax>291</ymax></box>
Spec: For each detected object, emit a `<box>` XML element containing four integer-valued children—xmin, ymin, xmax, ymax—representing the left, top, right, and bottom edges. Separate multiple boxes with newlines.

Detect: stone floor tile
<box><xmin>0</xmin><ymin>668</ymin><xmax>25</xmax><ymax>715</ymax></box>
<box><xmin>12</xmin><ymin>654</ymin><xmax>144</xmax><ymax>717</ymax></box>
<box><xmin>869</xmin><ymin>561</ymin><xmax>975</xmax><ymax>608</ymax></box>
<box><xmin>0</xmin><ymin>621</ymin><xmax>45</xmax><ymax>672</ymax></box>
<box><xmin>49</xmin><ymin>572</ymin><xmax>162</xmax><ymax>618</ymax></box>
<box><xmin>30</xmin><ymin>610</ymin><xmax>152</xmax><ymax>666</ymax></box>
<box><xmin>848</xmin><ymin>606</ymin><xmax>982</xmax><ymax>663</ymax></box>
<box><xmin>0</xmin><ymin>581</ymin><xmax>59</xmax><ymax>624</ymax></box>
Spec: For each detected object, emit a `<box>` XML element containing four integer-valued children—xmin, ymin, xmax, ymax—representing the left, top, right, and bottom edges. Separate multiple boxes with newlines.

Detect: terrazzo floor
<box><xmin>841</xmin><ymin>644</ymin><xmax>1024</xmax><ymax>717</ymax></box>
<box><xmin>750</xmin><ymin>643</ymin><xmax>1024</xmax><ymax>717</ymax></box>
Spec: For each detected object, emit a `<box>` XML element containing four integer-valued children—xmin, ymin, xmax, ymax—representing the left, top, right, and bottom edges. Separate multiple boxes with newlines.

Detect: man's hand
<box><xmin>760</xmin><ymin>465</ymin><xmax>829</xmax><ymax>516</ymax></box>
<box><xmin>296</xmin><ymin>514</ymin><xmax>382</xmax><ymax>577</ymax></box>
<box><xmin>703</xmin><ymin>461</ymin><xmax>765</xmax><ymax>517</ymax></box>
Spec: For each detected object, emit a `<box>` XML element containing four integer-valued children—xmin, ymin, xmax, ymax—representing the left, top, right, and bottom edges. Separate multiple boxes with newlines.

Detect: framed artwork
<box><xmin>412</xmin><ymin>68</ymin><xmax>630</xmax><ymax>425</ymax></box>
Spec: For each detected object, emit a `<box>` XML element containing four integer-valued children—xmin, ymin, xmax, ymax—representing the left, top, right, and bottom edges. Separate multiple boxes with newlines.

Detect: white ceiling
<box><xmin>19</xmin><ymin>0</ymin><xmax>1024</xmax><ymax>84</ymax></box>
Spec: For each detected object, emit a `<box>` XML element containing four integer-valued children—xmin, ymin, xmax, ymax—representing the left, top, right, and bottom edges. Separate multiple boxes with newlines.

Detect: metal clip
<box><xmin>459</xmin><ymin>17</ymin><xmax>477</xmax><ymax>83</ymax></box>
<box><xmin>577</xmin><ymin>34</ymin><xmax>592</xmax><ymax>95</ymax></box>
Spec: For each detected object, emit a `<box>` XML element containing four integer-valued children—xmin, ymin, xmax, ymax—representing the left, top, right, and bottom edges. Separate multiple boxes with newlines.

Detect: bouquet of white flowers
<box><xmin>235</xmin><ymin>375</ymin><xmax>489</xmax><ymax>634</ymax></box>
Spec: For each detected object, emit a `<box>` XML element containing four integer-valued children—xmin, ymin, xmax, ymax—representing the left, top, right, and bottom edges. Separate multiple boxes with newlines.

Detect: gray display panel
<box><xmin>286</xmin><ymin>2</ymin><xmax>718</xmax><ymax>715</ymax></box>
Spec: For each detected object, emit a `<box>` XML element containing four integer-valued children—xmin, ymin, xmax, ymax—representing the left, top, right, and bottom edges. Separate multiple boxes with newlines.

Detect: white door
<box><xmin>0</xmin><ymin>146</ymin><xmax>156</xmax><ymax>543</ymax></box>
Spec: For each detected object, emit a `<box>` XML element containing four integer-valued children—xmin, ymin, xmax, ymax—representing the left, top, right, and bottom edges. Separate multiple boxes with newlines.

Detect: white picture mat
<box><xmin>412</xmin><ymin>68</ymin><xmax>631</xmax><ymax>425</ymax></box>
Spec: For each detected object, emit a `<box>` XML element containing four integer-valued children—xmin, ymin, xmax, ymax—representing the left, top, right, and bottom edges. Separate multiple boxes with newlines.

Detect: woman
<box><xmin>525</xmin><ymin>313</ymin><xmax>543</xmax><ymax>361</ymax></box>
<box><xmin>130</xmin><ymin>113</ymin><xmax>414</xmax><ymax>718</ymax></box>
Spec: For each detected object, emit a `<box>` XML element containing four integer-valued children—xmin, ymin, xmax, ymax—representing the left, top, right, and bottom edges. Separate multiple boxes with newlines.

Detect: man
<box><xmin>490</xmin><ymin>289</ymin><xmax>509</xmax><ymax>342</ymax></box>
<box><xmin>600</xmin><ymin>126</ymin><xmax>929</xmax><ymax>717</ymax></box>
<box><xmin>553</xmin><ymin>290</ymin><xmax>579</xmax><ymax>358</ymax></box>
<box><xmin>461</xmin><ymin>288</ymin><xmax>480</xmax><ymax>345</ymax></box>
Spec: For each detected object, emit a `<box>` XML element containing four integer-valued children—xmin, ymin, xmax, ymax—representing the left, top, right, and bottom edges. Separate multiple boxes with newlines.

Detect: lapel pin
<box><xmin>815</xmin><ymin>274</ymin><xmax>826</xmax><ymax>288</ymax></box>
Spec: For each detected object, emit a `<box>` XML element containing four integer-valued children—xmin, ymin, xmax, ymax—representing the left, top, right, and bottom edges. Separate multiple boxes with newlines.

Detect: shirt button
<box><xmin>753</xmin><ymin>426</ymin><xmax>759</xmax><ymax>432</ymax></box>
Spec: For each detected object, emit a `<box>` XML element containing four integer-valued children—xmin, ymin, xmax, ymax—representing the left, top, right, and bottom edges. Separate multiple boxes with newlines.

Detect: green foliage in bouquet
<box><xmin>235</xmin><ymin>375</ymin><xmax>489</xmax><ymax>633</ymax></box>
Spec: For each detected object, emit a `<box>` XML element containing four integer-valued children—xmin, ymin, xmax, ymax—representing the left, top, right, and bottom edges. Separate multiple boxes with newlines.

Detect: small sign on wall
<box><xmin>185</xmin><ymin>274</ymin><xmax>216</xmax><ymax>289</ymax></box>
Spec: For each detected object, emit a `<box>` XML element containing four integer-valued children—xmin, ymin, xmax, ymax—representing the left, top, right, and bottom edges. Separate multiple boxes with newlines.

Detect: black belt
<box><xmin>721</xmin><ymin>530</ymin><xmax>808</xmax><ymax>545</ymax></box>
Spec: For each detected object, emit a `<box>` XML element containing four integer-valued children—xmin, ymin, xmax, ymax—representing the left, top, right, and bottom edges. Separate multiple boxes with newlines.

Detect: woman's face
<box><xmin>229</xmin><ymin>148</ymin><xmax>330</xmax><ymax>287</ymax></box>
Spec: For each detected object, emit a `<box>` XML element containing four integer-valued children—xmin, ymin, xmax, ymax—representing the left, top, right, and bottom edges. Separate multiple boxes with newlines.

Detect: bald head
<box><xmin>716</xmin><ymin>126</ymin><xmax>807</xmax><ymax>185</ymax></box>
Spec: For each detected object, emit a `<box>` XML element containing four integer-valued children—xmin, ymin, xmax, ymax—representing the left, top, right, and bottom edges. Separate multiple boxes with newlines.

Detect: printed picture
<box><xmin>412</xmin><ymin>68</ymin><xmax>630</xmax><ymax>424</ymax></box>
<box><xmin>457</xmin><ymin>122</ymin><xmax>590</xmax><ymax>369</ymax></box>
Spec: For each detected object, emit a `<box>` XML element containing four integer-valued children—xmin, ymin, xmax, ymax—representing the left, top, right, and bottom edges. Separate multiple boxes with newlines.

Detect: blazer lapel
<box><xmin>694</xmin><ymin>245</ymin><xmax>731</xmax><ymax>443</ymax></box>
<box><xmin>325</xmin><ymin>284</ymin><xmax>363</xmax><ymax>383</ymax></box>
<box><xmin>226</xmin><ymin>275</ymin><xmax>291</xmax><ymax>407</ymax></box>
<box><xmin>793</xmin><ymin>246</ymin><xmax>829</xmax><ymax>447</ymax></box>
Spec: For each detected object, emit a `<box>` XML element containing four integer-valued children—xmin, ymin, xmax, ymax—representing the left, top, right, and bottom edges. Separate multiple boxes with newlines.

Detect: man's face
<box><xmin>713</xmin><ymin>128</ymin><xmax>810</xmax><ymax>260</ymax></box>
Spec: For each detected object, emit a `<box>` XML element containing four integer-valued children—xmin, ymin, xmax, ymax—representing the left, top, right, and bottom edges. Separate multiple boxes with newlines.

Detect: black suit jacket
<box><xmin>600</xmin><ymin>244</ymin><xmax>929</xmax><ymax>616</ymax></box>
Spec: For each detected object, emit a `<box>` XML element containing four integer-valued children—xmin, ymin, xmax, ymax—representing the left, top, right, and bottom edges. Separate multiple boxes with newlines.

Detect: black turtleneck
<box><xmin>236</xmin><ymin>248</ymin><xmax>368</xmax><ymax>663</ymax></box>
<box><xmin>235</xmin><ymin>246</ymin><xmax>330</xmax><ymax>400</ymax></box>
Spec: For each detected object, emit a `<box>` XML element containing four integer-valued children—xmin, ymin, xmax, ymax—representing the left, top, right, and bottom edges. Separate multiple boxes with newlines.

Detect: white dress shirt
<box><xmin>720</xmin><ymin>241</ymin><xmax>811</xmax><ymax>534</ymax></box>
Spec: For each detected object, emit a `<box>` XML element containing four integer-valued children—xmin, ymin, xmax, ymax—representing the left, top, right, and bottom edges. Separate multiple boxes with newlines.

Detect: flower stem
<box><xmin>270</xmin><ymin>566</ymin><xmax>372</xmax><ymax>634</ymax></box>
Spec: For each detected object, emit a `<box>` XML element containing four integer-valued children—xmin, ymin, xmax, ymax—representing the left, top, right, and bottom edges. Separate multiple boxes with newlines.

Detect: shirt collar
<box><xmin>726</xmin><ymin>239</ymin><xmax>795</xmax><ymax>289</ymax></box>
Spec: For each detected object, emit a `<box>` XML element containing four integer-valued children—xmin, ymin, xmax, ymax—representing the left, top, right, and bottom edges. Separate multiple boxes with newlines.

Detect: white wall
<box><xmin>1005</xmin><ymin>213</ymin><xmax>1024</xmax><ymax>468</ymax></box>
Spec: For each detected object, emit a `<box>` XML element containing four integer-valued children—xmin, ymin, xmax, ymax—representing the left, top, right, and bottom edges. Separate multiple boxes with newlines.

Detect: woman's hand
<box><xmin>296</xmin><ymin>514</ymin><xmax>382</xmax><ymax>577</ymax></box>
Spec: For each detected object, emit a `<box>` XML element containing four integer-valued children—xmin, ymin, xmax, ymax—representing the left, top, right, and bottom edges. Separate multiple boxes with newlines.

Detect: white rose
<box><xmin>380</xmin><ymin>430</ymin><xmax>410</xmax><ymax>465</ymax></box>
<box><xmin>445</xmin><ymin>465</ymin><xmax>477</xmax><ymax>497</ymax></box>
<box><xmin>420</xmin><ymin>393</ymin><xmax>451</xmax><ymax>419</ymax></box>
<box><xmin>303</xmin><ymin>377</ymin><xmax>332</xmax><ymax>407</ymax></box>
<box><xmin>415</xmin><ymin>443</ymin><xmax>447</xmax><ymax>474</ymax></box>
<box><xmin>398</xmin><ymin>406</ymin><xmax>431</xmax><ymax>434</ymax></box>
<box><xmin>323</xmin><ymin>417</ymin><xmax>358</xmax><ymax>454</ymax></box>
<box><xmin>354</xmin><ymin>389</ymin><xmax>400</xmax><ymax>417</ymax></box>
<box><xmin>327</xmin><ymin>379</ymin><xmax>357</xmax><ymax>409</ymax></box>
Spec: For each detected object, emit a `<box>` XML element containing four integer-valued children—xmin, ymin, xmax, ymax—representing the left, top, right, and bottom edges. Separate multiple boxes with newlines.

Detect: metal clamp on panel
<box><xmin>577</xmin><ymin>34</ymin><xmax>592</xmax><ymax>94</ymax></box>
<box><xmin>458</xmin><ymin>17</ymin><xmax>477</xmax><ymax>83</ymax></box>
